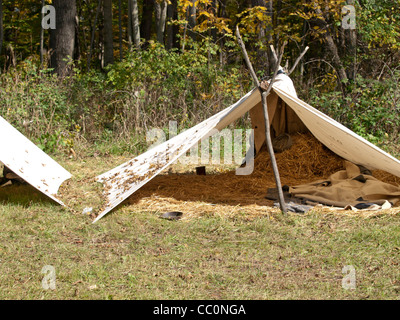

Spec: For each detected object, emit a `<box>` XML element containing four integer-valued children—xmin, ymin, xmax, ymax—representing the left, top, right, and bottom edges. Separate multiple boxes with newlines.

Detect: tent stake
<box><xmin>235</xmin><ymin>27</ymin><xmax>287</xmax><ymax>215</ymax></box>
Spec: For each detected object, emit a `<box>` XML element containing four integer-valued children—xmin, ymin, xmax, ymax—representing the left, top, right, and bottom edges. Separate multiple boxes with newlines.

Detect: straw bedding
<box><xmin>125</xmin><ymin>133</ymin><xmax>400</xmax><ymax>218</ymax></box>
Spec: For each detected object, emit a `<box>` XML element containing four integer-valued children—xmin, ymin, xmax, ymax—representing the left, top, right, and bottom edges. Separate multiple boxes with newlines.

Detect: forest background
<box><xmin>0</xmin><ymin>0</ymin><xmax>399</xmax><ymax>157</ymax></box>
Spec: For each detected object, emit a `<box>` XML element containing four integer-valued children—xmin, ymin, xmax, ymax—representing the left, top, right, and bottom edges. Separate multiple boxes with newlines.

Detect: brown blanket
<box><xmin>289</xmin><ymin>161</ymin><xmax>400</xmax><ymax>207</ymax></box>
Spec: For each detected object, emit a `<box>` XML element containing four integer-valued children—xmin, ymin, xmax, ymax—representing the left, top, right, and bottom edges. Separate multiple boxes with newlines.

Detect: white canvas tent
<box><xmin>94</xmin><ymin>73</ymin><xmax>400</xmax><ymax>222</ymax></box>
<box><xmin>0</xmin><ymin>116</ymin><xmax>72</xmax><ymax>205</ymax></box>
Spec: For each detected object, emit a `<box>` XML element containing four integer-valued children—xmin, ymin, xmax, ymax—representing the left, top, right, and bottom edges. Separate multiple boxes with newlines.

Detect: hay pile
<box><xmin>255</xmin><ymin>133</ymin><xmax>345</xmax><ymax>183</ymax></box>
<box><xmin>373</xmin><ymin>170</ymin><xmax>400</xmax><ymax>186</ymax></box>
<box><xmin>127</xmin><ymin>134</ymin><xmax>342</xmax><ymax>209</ymax></box>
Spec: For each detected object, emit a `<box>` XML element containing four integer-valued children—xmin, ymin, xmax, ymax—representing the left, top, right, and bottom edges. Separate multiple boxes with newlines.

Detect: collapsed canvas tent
<box><xmin>0</xmin><ymin>116</ymin><xmax>72</xmax><ymax>205</ymax></box>
<box><xmin>94</xmin><ymin>72</ymin><xmax>400</xmax><ymax>222</ymax></box>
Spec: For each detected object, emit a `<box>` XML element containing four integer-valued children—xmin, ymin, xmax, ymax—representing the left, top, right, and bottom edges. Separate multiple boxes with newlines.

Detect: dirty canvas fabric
<box><xmin>0</xmin><ymin>116</ymin><xmax>71</xmax><ymax>205</ymax></box>
<box><xmin>289</xmin><ymin>161</ymin><xmax>400</xmax><ymax>207</ymax></box>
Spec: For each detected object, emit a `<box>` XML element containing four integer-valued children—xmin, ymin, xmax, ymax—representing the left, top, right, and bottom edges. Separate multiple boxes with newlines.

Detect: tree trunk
<box><xmin>274</xmin><ymin>0</ymin><xmax>282</xmax><ymax>50</ymax></box>
<box><xmin>218</xmin><ymin>0</ymin><xmax>227</xmax><ymax>18</ymax></box>
<box><xmin>313</xmin><ymin>5</ymin><xmax>348</xmax><ymax>85</ymax></box>
<box><xmin>299</xmin><ymin>20</ymin><xmax>308</xmax><ymax>84</ymax></box>
<box><xmin>323</xmin><ymin>30</ymin><xmax>348</xmax><ymax>83</ymax></box>
<box><xmin>155</xmin><ymin>0</ymin><xmax>167</xmax><ymax>45</ymax></box>
<box><xmin>50</xmin><ymin>0</ymin><xmax>77</xmax><ymax>77</ymax></box>
<box><xmin>251</xmin><ymin>0</ymin><xmax>270</xmax><ymax>70</ymax></box>
<box><xmin>40</xmin><ymin>0</ymin><xmax>44</xmax><ymax>67</ymax></box>
<box><xmin>128</xmin><ymin>0</ymin><xmax>132</xmax><ymax>49</ymax></box>
<box><xmin>118</xmin><ymin>0</ymin><xmax>123</xmax><ymax>60</ymax></box>
<box><xmin>74</xmin><ymin>15</ymin><xmax>81</xmax><ymax>61</ymax></box>
<box><xmin>88</xmin><ymin>0</ymin><xmax>101</xmax><ymax>71</ymax></box>
<box><xmin>166</xmin><ymin>0</ymin><xmax>179</xmax><ymax>50</ymax></box>
<box><xmin>209</xmin><ymin>0</ymin><xmax>217</xmax><ymax>42</ymax></box>
<box><xmin>267</xmin><ymin>1</ymin><xmax>277</xmax><ymax>73</ymax></box>
<box><xmin>218</xmin><ymin>0</ymin><xmax>228</xmax><ymax>66</ymax></box>
<box><xmin>141</xmin><ymin>0</ymin><xmax>155</xmax><ymax>47</ymax></box>
<box><xmin>187</xmin><ymin>0</ymin><xmax>196</xmax><ymax>41</ymax></box>
<box><xmin>103</xmin><ymin>0</ymin><xmax>114</xmax><ymax>67</ymax></box>
<box><xmin>344</xmin><ymin>0</ymin><xmax>357</xmax><ymax>80</ymax></box>
<box><xmin>128</xmin><ymin>0</ymin><xmax>140</xmax><ymax>49</ymax></box>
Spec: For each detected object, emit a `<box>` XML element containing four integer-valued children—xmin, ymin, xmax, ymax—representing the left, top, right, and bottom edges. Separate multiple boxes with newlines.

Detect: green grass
<box><xmin>1</xmin><ymin>174</ymin><xmax>400</xmax><ymax>299</ymax></box>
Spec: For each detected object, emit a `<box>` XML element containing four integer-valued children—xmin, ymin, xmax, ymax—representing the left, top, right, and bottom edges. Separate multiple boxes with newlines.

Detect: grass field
<box><xmin>0</xmin><ymin>156</ymin><xmax>400</xmax><ymax>300</ymax></box>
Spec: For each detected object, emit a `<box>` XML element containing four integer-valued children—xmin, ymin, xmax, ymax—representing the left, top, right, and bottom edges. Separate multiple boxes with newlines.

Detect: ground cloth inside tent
<box><xmin>267</xmin><ymin>160</ymin><xmax>400</xmax><ymax>208</ymax></box>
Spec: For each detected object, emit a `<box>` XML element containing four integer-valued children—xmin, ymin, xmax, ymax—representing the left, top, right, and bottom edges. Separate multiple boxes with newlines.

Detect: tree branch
<box><xmin>288</xmin><ymin>46</ymin><xmax>309</xmax><ymax>76</ymax></box>
<box><xmin>236</xmin><ymin>26</ymin><xmax>287</xmax><ymax>215</ymax></box>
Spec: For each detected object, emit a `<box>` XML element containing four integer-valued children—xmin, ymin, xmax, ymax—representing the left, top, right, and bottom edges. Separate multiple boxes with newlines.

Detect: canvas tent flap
<box><xmin>94</xmin><ymin>73</ymin><xmax>400</xmax><ymax>222</ymax></box>
<box><xmin>0</xmin><ymin>116</ymin><xmax>72</xmax><ymax>205</ymax></box>
<box><xmin>272</xmin><ymin>85</ymin><xmax>400</xmax><ymax>177</ymax></box>
<box><xmin>94</xmin><ymin>87</ymin><xmax>263</xmax><ymax>223</ymax></box>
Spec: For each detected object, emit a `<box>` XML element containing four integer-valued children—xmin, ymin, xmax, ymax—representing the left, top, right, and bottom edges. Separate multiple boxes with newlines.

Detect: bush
<box><xmin>0</xmin><ymin>44</ymin><xmax>253</xmax><ymax>156</ymax></box>
<box><xmin>105</xmin><ymin>41</ymin><xmax>251</xmax><ymax>130</ymax></box>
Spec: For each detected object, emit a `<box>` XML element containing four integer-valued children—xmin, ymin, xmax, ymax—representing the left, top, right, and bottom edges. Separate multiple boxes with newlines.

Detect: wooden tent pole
<box><xmin>235</xmin><ymin>27</ymin><xmax>287</xmax><ymax>215</ymax></box>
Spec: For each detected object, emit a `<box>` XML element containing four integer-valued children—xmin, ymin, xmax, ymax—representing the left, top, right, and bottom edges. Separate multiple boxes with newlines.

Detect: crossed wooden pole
<box><xmin>235</xmin><ymin>27</ymin><xmax>309</xmax><ymax>215</ymax></box>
